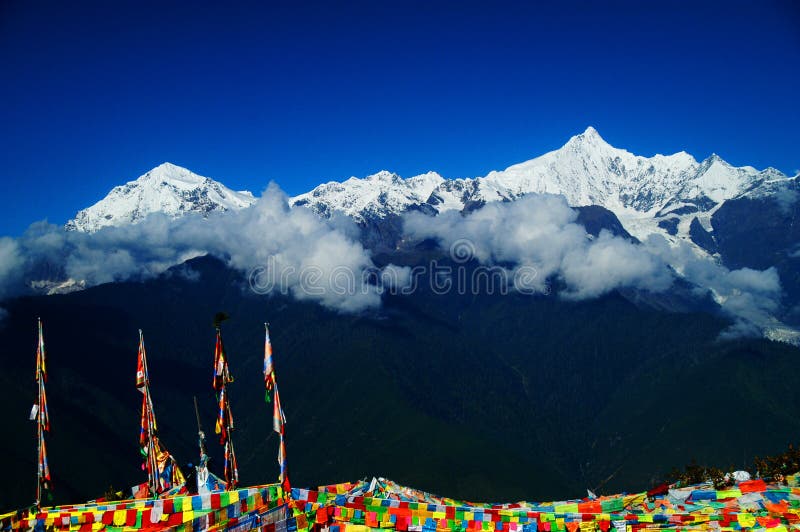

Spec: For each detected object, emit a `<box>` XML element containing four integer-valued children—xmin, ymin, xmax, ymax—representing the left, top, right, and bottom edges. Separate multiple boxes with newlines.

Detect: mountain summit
<box><xmin>65</xmin><ymin>163</ymin><xmax>256</xmax><ymax>232</ymax></box>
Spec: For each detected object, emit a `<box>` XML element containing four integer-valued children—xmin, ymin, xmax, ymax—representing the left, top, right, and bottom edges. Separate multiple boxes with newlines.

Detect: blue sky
<box><xmin>1</xmin><ymin>0</ymin><xmax>798</xmax><ymax>236</ymax></box>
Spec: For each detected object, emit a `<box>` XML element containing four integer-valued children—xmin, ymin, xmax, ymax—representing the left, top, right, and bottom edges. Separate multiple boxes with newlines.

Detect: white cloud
<box><xmin>406</xmin><ymin>193</ymin><xmax>783</xmax><ymax>339</ymax></box>
<box><xmin>380</xmin><ymin>264</ymin><xmax>414</xmax><ymax>293</ymax></box>
<box><xmin>643</xmin><ymin>234</ymin><xmax>782</xmax><ymax>338</ymax></box>
<box><xmin>561</xmin><ymin>231</ymin><xmax>672</xmax><ymax>299</ymax></box>
<box><xmin>772</xmin><ymin>187</ymin><xmax>799</xmax><ymax>214</ymax></box>
<box><xmin>405</xmin><ymin>194</ymin><xmax>674</xmax><ymax>298</ymax></box>
<box><xmin>1</xmin><ymin>184</ymin><xmax>383</xmax><ymax>313</ymax></box>
<box><xmin>0</xmin><ymin>237</ymin><xmax>24</xmax><ymax>298</ymax></box>
<box><xmin>0</xmin><ymin>187</ymin><xmax>787</xmax><ymax>334</ymax></box>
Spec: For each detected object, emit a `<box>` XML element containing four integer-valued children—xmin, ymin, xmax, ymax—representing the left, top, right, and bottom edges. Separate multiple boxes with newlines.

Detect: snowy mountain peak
<box><xmin>352</xmin><ymin>170</ymin><xmax>405</xmax><ymax>186</ymax></box>
<box><xmin>291</xmin><ymin>170</ymin><xmax>445</xmax><ymax>222</ymax></box>
<box><xmin>141</xmin><ymin>162</ymin><xmax>207</xmax><ymax>184</ymax></box>
<box><xmin>65</xmin><ymin>163</ymin><xmax>256</xmax><ymax>232</ymax></box>
<box><xmin>566</xmin><ymin>125</ymin><xmax>607</xmax><ymax>146</ymax></box>
<box><xmin>289</xmin><ymin>127</ymin><xmax>790</xmax><ymax>229</ymax></box>
<box><xmin>364</xmin><ymin>170</ymin><xmax>398</xmax><ymax>181</ymax></box>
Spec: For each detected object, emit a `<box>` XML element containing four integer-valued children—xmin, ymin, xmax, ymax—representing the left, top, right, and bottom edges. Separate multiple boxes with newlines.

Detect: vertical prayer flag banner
<box><xmin>275</xmin><ymin>384</ymin><xmax>290</xmax><ymax>492</ymax></box>
<box><xmin>264</xmin><ymin>323</ymin><xmax>275</xmax><ymax>398</ymax></box>
<box><xmin>34</xmin><ymin>318</ymin><xmax>52</xmax><ymax>506</ymax></box>
<box><xmin>136</xmin><ymin>332</ymin><xmax>146</xmax><ymax>392</ymax></box>
<box><xmin>214</xmin><ymin>327</ymin><xmax>239</xmax><ymax>490</ymax></box>
<box><xmin>264</xmin><ymin>323</ymin><xmax>290</xmax><ymax>494</ymax></box>
<box><xmin>137</xmin><ymin>330</ymin><xmax>183</xmax><ymax>496</ymax></box>
<box><xmin>213</xmin><ymin>328</ymin><xmax>232</xmax><ymax>392</ymax></box>
<box><xmin>273</xmin><ymin>384</ymin><xmax>286</xmax><ymax>435</ymax></box>
<box><xmin>36</xmin><ymin>319</ymin><xmax>46</xmax><ymax>381</ymax></box>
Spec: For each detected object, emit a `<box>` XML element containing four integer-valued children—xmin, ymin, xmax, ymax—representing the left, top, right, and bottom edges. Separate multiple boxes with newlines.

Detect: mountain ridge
<box><xmin>63</xmin><ymin>129</ymin><xmax>794</xmax><ymax>241</ymax></box>
<box><xmin>65</xmin><ymin>162</ymin><xmax>256</xmax><ymax>232</ymax></box>
<box><xmin>290</xmin><ymin>127</ymin><xmax>791</xmax><ymax>226</ymax></box>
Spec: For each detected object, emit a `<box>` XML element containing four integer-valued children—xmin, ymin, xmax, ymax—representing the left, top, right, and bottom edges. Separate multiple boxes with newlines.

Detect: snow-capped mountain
<box><xmin>64</xmin><ymin>129</ymin><xmax>790</xmax><ymax>239</ymax></box>
<box><xmin>289</xmin><ymin>127</ymin><xmax>796</xmax><ymax>255</ymax></box>
<box><xmin>291</xmin><ymin>170</ymin><xmax>445</xmax><ymax>224</ymax></box>
<box><xmin>291</xmin><ymin>127</ymin><xmax>788</xmax><ymax>225</ymax></box>
<box><xmin>65</xmin><ymin>162</ymin><xmax>256</xmax><ymax>232</ymax></box>
<box><xmin>24</xmin><ymin>130</ymin><xmax>800</xmax><ymax>343</ymax></box>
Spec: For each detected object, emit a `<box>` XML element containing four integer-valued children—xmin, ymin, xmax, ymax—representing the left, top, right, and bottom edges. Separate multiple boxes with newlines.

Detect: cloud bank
<box><xmin>0</xmin><ymin>188</ymin><xmax>786</xmax><ymax>337</ymax></box>
<box><xmin>0</xmin><ymin>184</ymin><xmax>383</xmax><ymax>312</ymax></box>
<box><xmin>642</xmin><ymin>235</ymin><xmax>782</xmax><ymax>338</ymax></box>
<box><xmin>404</xmin><ymin>193</ymin><xmax>783</xmax><ymax>338</ymax></box>
<box><xmin>405</xmin><ymin>194</ymin><xmax>673</xmax><ymax>298</ymax></box>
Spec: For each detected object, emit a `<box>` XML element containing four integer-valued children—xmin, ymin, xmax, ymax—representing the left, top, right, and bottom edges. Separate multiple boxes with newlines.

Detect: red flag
<box><xmin>279</xmin><ymin>433</ymin><xmax>290</xmax><ymax>492</ymax></box>
<box><xmin>215</xmin><ymin>387</ymin><xmax>228</xmax><ymax>444</ymax></box>
<box><xmin>264</xmin><ymin>324</ymin><xmax>275</xmax><ymax>397</ymax></box>
<box><xmin>224</xmin><ymin>439</ymin><xmax>238</xmax><ymax>489</ymax></box>
<box><xmin>38</xmin><ymin>375</ymin><xmax>50</xmax><ymax>433</ymax></box>
<box><xmin>139</xmin><ymin>393</ymin><xmax>148</xmax><ymax>449</ymax></box>
<box><xmin>39</xmin><ymin>436</ymin><xmax>50</xmax><ymax>482</ymax></box>
<box><xmin>35</xmin><ymin>319</ymin><xmax>46</xmax><ymax>383</ymax></box>
<box><xmin>273</xmin><ymin>383</ymin><xmax>290</xmax><ymax>491</ymax></box>
<box><xmin>136</xmin><ymin>331</ymin><xmax>146</xmax><ymax>392</ymax></box>
<box><xmin>212</xmin><ymin>329</ymin><xmax>230</xmax><ymax>391</ymax></box>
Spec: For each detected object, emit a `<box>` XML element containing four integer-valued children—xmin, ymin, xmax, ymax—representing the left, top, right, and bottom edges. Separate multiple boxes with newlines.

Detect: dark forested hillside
<box><xmin>1</xmin><ymin>255</ymin><xmax>798</xmax><ymax>511</ymax></box>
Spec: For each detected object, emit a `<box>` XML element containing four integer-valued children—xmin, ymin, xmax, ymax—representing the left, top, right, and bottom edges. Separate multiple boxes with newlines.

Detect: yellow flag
<box><xmin>737</xmin><ymin>513</ymin><xmax>756</xmax><ymax>528</ymax></box>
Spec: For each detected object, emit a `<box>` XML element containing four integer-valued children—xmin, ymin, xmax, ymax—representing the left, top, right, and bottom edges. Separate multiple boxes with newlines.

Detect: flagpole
<box><xmin>193</xmin><ymin>395</ymin><xmax>207</xmax><ymax>462</ymax></box>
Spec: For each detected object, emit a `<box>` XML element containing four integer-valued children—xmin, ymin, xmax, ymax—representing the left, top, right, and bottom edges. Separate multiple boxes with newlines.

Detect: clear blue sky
<box><xmin>1</xmin><ymin>0</ymin><xmax>798</xmax><ymax>236</ymax></box>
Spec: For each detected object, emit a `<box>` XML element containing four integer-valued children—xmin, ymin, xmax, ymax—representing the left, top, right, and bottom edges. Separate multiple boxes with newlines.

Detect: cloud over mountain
<box><xmin>642</xmin><ymin>235</ymin><xmax>782</xmax><ymax>339</ymax></box>
<box><xmin>0</xmin><ymin>128</ymin><xmax>795</xmax><ymax>340</ymax></box>
<box><xmin>404</xmin><ymin>193</ymin><xmax>783</xmax><ymax>338</ymax></box>
<box><xmin>404</xmin><ymin>194</ymin><xmax>672</xmax><ymax>297</ymax></box>
<box><xmin>1</xmin><ymin>185</ymin><xmax>384</xmax><ymax>312</ymax></box>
